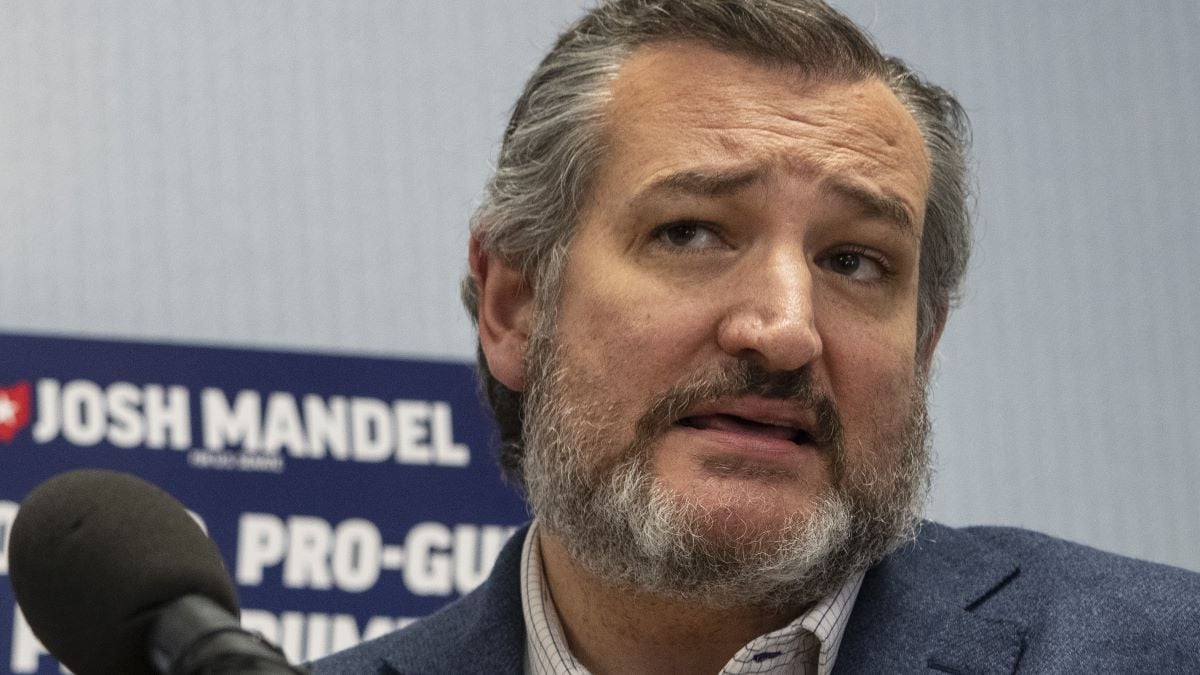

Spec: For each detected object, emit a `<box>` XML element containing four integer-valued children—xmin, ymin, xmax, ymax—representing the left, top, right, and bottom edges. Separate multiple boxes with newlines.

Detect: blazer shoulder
<box><xmin>840</xmin><ymin>522</ymin><xmax>1200</xmax><ymax>672</ymax></box>
<box><xmin>952</xmin><ymin>524</ymin><xmax>1200</xmax><ymax>667</ymax></box>
<box><xmin>959</xmin><ymin>524</ymin><xmax>1200</xmax><ymax>596</ymax></box>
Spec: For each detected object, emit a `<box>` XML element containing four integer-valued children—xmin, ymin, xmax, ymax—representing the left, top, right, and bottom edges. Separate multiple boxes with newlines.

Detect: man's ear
<box><xmin>919</xmin><ymin>300</ymin><xmax>949</xmax><ymax>373</ymax></box>
<box><xmin>471</xmin><ymin>237</ymin><xmax>534</xmax><ymax>392</ymax></box>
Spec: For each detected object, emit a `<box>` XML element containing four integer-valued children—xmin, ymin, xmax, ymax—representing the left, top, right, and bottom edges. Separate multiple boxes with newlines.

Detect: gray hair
<box><xmin>461</xmin><ymin>0</ymin><xmax>972</xmax><ymax>486</ymax></box>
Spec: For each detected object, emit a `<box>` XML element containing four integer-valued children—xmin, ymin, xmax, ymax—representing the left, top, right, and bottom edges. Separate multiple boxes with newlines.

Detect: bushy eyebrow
<box><xmin>821</xmin><ymin>178</ymin><xmax>918</xmax><ymax>236</ymax></box>
<box><xmin>627</xmin><ymin>166</ymin><xmax>920</xmax><ymax>238</ymax></box>
<box><xmin>632</xmin><ymin>167</ymin><xmax>765</xmax><ymax>203</ymax></box>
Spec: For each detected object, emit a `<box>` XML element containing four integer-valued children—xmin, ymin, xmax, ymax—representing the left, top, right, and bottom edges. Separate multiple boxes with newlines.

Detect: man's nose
<box><xmin>715</xmin><ymin>251</ymin><xmax>822</xmax><ymax>371</ymax></box>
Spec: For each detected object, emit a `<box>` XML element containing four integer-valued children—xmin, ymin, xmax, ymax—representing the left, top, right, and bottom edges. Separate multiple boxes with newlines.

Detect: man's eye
<box><xmin>830</xmin><ymin>252</ymin><xmax>863</xmax><ymax>274</ymax></box>
<box><xmin>653</xmin><ymin>220</ymin><xmax>721</xmax><ymax>249</ymax></box>
<box><xmin>823</xmin><ymin>249</ymin><xmax>889</xmax><ymax>282</ymax></box>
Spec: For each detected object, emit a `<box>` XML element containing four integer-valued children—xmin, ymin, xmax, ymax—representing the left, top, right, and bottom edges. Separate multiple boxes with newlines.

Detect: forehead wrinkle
<box><xmin>738</xmin><ymin>110</ymin><xmax>928</xmax><ymax>191</ymax></box>
<box><xmin>691</xmin><ymin>100</ymin><xmax>928</xmax><ymax>188</ymax></box>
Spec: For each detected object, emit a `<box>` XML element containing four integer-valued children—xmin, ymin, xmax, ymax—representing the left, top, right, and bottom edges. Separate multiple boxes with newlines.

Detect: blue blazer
<box><xmin>311</xmin><ymin>522</ymin><xmax>1200</xmax><ymax>673</ymax></box>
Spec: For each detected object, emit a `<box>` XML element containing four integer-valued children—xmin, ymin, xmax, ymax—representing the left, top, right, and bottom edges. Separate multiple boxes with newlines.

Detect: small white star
<box><xmin>0</xmin><ymin>394</ymin><xmax>18</xmax><ymax>424</ymax></box>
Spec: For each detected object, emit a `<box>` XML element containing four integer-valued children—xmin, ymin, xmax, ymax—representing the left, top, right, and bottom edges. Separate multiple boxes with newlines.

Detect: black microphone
<box><xmin>8</xmin><ymin>469</ymin><xmax>308</xmax><ymax>675</ymax></box>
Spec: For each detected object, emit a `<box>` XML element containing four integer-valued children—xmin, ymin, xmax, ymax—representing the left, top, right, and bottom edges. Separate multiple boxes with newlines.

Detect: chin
<box><xmin>655</xmin><ymin>459</ymin><xmax>831</xmax><ymax>530</ymax></box>
<box><xmin>655</xmin><ymin>475</ymin><xmax>829</xmax><ymax>544</ymax></box>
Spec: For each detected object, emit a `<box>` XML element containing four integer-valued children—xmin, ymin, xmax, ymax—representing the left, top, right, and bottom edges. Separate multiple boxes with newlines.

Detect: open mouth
<box><xmin>677</xmin><ymin>413</ymin><xmax>815</xmax><ymax>446</ymax></box>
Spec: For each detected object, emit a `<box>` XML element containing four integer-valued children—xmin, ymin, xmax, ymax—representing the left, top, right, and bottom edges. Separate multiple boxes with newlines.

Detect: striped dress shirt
<box><xmin>519</xmin><ymin>522</ymin><xmax>864</xmax><ymax>675</ymax></box>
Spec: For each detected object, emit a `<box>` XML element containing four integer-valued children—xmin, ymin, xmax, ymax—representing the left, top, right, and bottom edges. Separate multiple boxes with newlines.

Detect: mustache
<box><xmin>633</xmin><ymin>362</ymin><xmax>844</xmax><ymax>449</ymax></box>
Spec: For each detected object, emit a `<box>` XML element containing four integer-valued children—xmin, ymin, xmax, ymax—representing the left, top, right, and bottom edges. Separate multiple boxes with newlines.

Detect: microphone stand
<box><xmin>149</xmin><ymin>595</ymin><xmax>310</xmax><ymax>675</ymax></box>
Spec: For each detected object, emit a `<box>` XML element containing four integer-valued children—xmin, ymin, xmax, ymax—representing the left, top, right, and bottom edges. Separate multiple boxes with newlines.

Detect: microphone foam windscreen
<box><xmin>8</xmin><ymin>469</ymin><xmax>239</xmax><ymax>675</ymax></box>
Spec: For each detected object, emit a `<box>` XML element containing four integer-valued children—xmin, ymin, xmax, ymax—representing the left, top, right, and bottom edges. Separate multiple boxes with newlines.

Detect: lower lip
<box><xmin>670</xmin><ymin>424</ymin><xmax>817</xmax><ymax>462</ymax></box>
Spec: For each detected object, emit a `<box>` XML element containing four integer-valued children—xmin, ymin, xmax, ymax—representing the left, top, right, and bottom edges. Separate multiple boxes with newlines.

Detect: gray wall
<box><xmin>2</xmin><ymin>1</ymin><xmax>1197</xmax><ymax>572</ymax></box>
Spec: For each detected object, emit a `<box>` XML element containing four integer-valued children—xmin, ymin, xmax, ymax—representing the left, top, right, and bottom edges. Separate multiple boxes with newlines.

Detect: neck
<box><xmin>537</xmin><ymin>530</ymin><xmax>801</xmax><ymax>675</ymax></box>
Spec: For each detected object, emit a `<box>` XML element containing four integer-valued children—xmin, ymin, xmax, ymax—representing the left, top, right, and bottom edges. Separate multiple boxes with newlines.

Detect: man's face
<box><xmin>515</xmin><ymin>42</ymin><xmax>934</xmax><ymax>607</ymax></box>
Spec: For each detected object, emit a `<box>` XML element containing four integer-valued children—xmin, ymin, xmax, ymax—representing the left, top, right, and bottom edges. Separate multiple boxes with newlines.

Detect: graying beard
<box><xmin>520</xmin><ymin>330</ymin><xmax>931</xmax><ymax>610</ymax></box>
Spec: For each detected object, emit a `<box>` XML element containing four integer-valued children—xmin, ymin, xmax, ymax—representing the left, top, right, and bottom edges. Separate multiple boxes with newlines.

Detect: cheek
<box><xmin>819</xmin><ymin>312</ymin><xmax>919</xmax><ymax>424</ymax></box>
<box><xmin>555</xmin><ymin>273</ymin><xmax>717</xmax><ymax>405</ymax></box>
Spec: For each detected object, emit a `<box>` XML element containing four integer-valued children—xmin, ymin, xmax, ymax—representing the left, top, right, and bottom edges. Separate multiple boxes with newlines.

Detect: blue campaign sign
<box><xmin>0</xmin><ymin>332</ymin><xmax>529</xmax><ymax>673</ymax></box>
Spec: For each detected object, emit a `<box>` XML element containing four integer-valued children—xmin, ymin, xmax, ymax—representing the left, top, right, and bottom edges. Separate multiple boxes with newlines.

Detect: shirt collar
<box><xmin>520</xmin><ymin>520</ymin><xmax>865</xmax><ymax>675</ymax></box>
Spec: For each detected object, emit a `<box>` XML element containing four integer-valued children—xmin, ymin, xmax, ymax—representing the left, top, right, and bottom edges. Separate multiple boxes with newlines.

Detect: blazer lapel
<box><xmin>380</xmin><ymin>525</ymin><xmax>530</xmax><ymax>675</ymax></box>
<box><xmin>834</xmin><ymin>522</ymin><xmax>1026</xmax><ymax>674</ymax></box>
